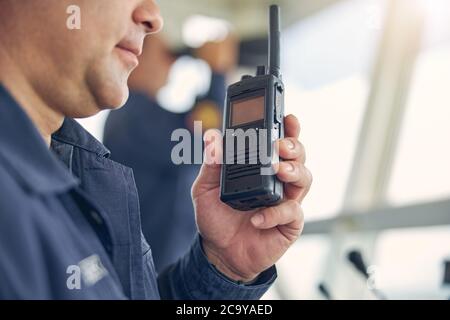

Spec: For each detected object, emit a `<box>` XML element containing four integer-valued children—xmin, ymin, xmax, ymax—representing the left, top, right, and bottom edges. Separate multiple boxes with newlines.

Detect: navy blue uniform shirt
<box><xmin>0</xmin><ymin>85</ymin><xmax>276</xmax><ymax>299</ymax></box>
<box><xmin>104</xmin><ymin>73</ymin><xmax>226</xmax><ymax>272</ymax></box>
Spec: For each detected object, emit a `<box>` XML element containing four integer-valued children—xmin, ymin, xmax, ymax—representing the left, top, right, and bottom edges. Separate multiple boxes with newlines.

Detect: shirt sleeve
<box><xmin>157</xmin><ymin>234</ymin><xmax>277</xmax><ymax>300</ymax></box>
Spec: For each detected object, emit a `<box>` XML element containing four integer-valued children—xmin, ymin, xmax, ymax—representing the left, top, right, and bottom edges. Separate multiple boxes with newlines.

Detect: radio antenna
<box><xmin>268</xmin><ymin>5</ymin><xmax>281</xmax><ymax>78</ymax></box>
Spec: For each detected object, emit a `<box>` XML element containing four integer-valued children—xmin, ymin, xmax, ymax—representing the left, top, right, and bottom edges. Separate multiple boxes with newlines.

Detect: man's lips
<box><xmin>115</xmin><ymin>45</ymin><xmax>140</xmax><ymax>68</ymax></box>
<box><xmin>116</xmin><ymin>43</ymin><xmax>142</xmax><ymax>57</ymax></box>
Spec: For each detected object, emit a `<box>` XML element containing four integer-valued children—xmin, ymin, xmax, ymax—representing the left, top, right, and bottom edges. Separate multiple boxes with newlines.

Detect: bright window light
<box><xmin>182</xmin><ymin>15</ymin><xmax>231</xmax><ymax>48</ymax></box>
<box><xmin>387</xmin><ymin>0</ymin><xmax>450</xmax><ymax>205</ymax></box>
<box><xmin>286</xmin><ymin>77</ymin><xmax>369</xmax><ymax>220</ymax></box>
<box><xmin>263</xmin><ymin>236</ymin><xmax>331</xmax><ymax>300</ymax></box>
<box><xmin>281</xmin><ymin>0</ymin><xmax>385</xmax><ymax>220</ymax></box>
<box><xmin>387</xmin><ymin>46</ymin><xmax>450</xmax><ymax>205</ymax></box>
<box><xmin>374</xmin><ymin>226</ymin><xmax>450</xmax><ymax>299</ymax></box>
<box><xmin>157</xmin><ymin>56</ymin><xmax>212</xmax><ymax>114</ymax></box>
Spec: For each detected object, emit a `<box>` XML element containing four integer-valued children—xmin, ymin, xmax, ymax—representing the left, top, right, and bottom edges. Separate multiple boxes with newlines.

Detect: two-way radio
<box><xmin>220</xmin><ymin>5</ymin><xmax>285</xmax><ymax>211</ymax></box>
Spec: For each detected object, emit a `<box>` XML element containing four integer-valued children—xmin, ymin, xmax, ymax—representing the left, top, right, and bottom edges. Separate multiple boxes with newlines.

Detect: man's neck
<box><xmin>0</xmin><ymin>49</ymin><xmax>64</xmax><ymax>147</ymax></box>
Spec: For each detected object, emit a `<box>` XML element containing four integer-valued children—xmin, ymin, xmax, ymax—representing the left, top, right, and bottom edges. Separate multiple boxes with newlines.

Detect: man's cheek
<box><xmin>89</xmin><ymin>56</ymin><xmax>130</xmax><ymax>108</ymax></box>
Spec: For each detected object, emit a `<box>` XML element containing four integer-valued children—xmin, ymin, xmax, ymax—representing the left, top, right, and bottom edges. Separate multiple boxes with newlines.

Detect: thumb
<box><xmin>192</xmin><ymin>129</ymin><xmax>223</xmax><ymax>197</ymax></box>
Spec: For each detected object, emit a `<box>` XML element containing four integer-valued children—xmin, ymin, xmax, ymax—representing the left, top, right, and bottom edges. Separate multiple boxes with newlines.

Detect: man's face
<box><xmin>2</xmin><ymin>0</ymin><xmax>162</xmax><ymax>118</ymax></box>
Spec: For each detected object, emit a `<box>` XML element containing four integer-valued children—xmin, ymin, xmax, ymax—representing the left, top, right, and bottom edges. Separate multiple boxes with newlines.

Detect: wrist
<box><xmin>201</xmin><ymin>239</ymin><xmax>259</xmax><ymax>283</ymax></box>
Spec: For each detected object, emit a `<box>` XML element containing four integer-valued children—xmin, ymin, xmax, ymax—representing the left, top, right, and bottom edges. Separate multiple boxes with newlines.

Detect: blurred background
<box><xmin>78</xmin><ymin>0</ymin><xmax>450</xmax><ymax>299</ymax></box>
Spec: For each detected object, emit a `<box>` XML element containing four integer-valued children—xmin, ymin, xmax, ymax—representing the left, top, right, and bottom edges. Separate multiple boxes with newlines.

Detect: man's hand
<box><xmin>192</xmin><ymin>115</ymin><xmax>312</xmax><ymax>282</ymax></box>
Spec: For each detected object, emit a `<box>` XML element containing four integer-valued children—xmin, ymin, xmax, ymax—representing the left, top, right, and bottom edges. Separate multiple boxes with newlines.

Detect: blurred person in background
<box><xmin>104</xmin><ymin>33</ymin><xmax>238</xmax><ymax>272</ymax></box>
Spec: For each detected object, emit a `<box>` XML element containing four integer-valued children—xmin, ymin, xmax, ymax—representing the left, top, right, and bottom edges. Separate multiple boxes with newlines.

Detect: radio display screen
<box><xmin>231</xmin><ymin>95</ymin><xmax>265</xmax><ymax>126</ymax></box>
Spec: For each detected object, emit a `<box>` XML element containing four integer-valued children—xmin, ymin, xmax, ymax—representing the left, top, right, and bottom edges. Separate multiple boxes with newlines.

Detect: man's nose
<box><xmin>133</xmin><ymin>0</ymin><xmax>164</xmax><ymax>35</ymax></box>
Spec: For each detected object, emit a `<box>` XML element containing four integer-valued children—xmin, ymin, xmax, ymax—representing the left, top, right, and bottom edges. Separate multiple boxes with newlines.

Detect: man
<box><xmin>0</xmin><ymin>0</ymin><xmax>312</xmax><ymax>299</ymax></box>
<box><xmin>104</xmin><ymin>34</ymin><xmax>236</xmax><ymax>272</ymax></box>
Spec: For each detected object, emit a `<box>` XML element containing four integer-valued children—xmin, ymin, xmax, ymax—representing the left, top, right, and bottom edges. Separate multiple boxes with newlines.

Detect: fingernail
<box><xmin>285</xmin><ymin>139</ymin><xmax>295</xmax><ymax>150</ymax></box>
<box><xmin>285</xmin><ymin>162</ymin><xmax>295</xmax><ymax>172</ymax></box>
<box><xmin>251</xmin><ymin>214</ymin><xmax>264</xmax><ymax>226</ymax></box>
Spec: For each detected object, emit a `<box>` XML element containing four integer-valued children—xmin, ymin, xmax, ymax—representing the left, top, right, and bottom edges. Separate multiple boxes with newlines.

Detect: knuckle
<box><xmin>298</xmin><ymin>206</ymin><xmax>305</xmax><ymax>222</ymax></box>
<box><xmin>264</xmin><ymin>206</ymin><xmax>278</xmax><ymax>224</ymax></box>
<box><xmin>282</xmin><ymin>200</ymin><xmax>300</xmax><ymax>219</ymax></box>
<box><xmin>288</xmin><ymin>200</ymin><xmax>301</xmax><ymax>214</ymax></box>
<box><xmin>294</xmin><ymin>206</ymin><xmax>305</xmax><ymax>237</ymax></box>
<box><xmin>271</xmin><ymin>205</ymin><xmax>283</xmax><ymax>220</ymax></box>
<box><xmin>298</xmin><ymin>142</ymin><xmax>306</xmax><ymax>161</ymax></box>
<box><xmin>305</xmin><ymin>166</ymin><xmax>313</xmax><ymax>186</ymax></box>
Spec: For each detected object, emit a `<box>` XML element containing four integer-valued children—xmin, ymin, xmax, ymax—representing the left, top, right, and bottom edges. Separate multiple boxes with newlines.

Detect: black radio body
<box><xmin>220</xmin><ymin>5</ymin><xmax>285</xmax><ymax>211</ymax></box>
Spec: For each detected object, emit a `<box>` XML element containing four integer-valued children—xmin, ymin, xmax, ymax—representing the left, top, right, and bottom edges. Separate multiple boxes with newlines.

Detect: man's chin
<box><xmin>86</xmin><ymin>63</ymin><xmax>131</xmax><ymax>112</ymax></box>
<box><xmin>105</xmin><ymin>90</ymin><xmax>129</xmax><ymax>110</ymax></box>
<box><xmin>96</xmin><ymin>84</ymin><xmax>130</xmax><ymax>111</ymax></box>
<box><xmin>73</xmin><ymin>86</ymin><xmax>129</xmax><ymax>119</ymax></box>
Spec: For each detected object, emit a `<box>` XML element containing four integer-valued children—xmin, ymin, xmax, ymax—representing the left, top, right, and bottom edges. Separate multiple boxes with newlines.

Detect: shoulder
<box><xmin>0</xmin><ymin>155</ymin><xmax>33</xmax><ymax>214</ymax></box>
<box><xmin>0</xmin><ymin>155</ymin><xmax>59</xmax><ymax>256</ymax></box>
<box><xmin>0</xmin><ymin>155</ymin><xmax>48</xmax><ymax>244</ymax></box>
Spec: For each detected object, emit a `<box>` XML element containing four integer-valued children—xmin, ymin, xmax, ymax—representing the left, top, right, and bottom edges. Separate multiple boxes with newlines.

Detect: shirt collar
<box><xmin>52</xmin><ymin>117</ymin><xmax>111</xmax><ymax>159</ymax></box>
<box><xmin>0</xmin><ymin>85</ymin><xmax>79</xmax><ymax>195</ymax></box>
